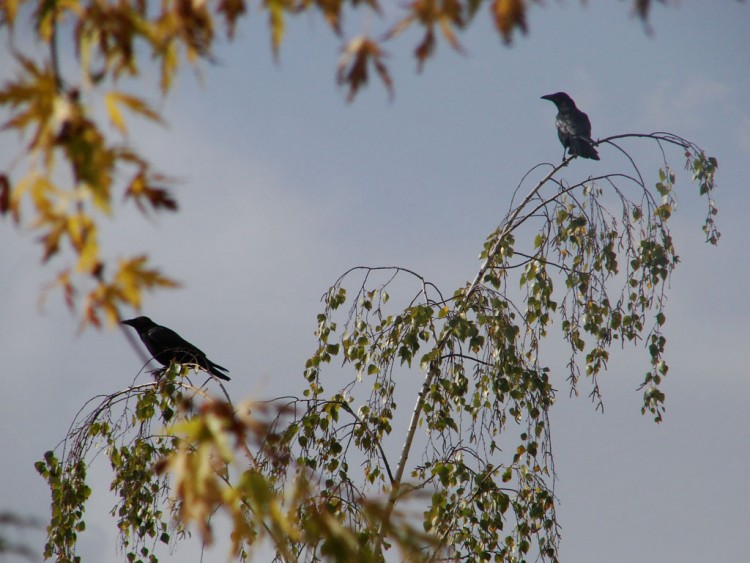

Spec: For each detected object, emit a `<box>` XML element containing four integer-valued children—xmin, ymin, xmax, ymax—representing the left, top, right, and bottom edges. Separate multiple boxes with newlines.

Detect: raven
<box><xmin>122</xmin><ymin>316</ymin><xmax>230</xmax><ymax>381</ymax></box>
<box><xmin>541</xmin><ymin>92</ymin><xmax>600</xmax><ymax>161</ymax></box>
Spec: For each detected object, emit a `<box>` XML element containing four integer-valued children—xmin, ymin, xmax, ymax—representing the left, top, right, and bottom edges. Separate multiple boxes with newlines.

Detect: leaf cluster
<box><xmin>0</xmin><ymin>51</ymin><xmax>177</xmax><ymax>327</ymax></box>
<box><xmin>1</xmin><ymin>0</ymin><xmax>678</xmax><ymax>327</ymax></box>
<box><xmin>35</xmin><ymin>365</ymin><xmax>197</xmax><ymax>562</ymax></box>
<box><xmin>286</xmin><ymin>133</ymin><xmax>719</xmax><ymax>559</ymax></box>
<box><xmin>36</xmin><ymin>133</ymin><xmax>720</xmax><ymax>562</ymax></box>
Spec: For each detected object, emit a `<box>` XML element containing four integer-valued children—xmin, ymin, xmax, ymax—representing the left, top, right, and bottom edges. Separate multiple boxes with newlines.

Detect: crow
<box><xmin>122</xmin><ymin>316</ymin><xmax>230</xmax><ymax>381</ymax></box>
<box><xmin>541</xmin><ymin>92</ymin><xmax>600</xmax><ymax>161</ymax></box>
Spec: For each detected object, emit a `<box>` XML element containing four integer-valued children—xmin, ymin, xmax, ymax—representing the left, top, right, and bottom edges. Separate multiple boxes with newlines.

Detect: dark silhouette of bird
<box><xmin>541</xmin><ymin>92</ymin><xmax>600</xmax><ymax>161</ymax></box>
<box><xmin>122</xmin><ymin>316</ymin><xmax>230</xmax><ymax>381</ymax></box>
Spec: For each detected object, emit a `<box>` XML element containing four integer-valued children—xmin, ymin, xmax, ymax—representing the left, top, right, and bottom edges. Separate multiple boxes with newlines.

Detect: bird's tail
<box><xmin>207</xmin><ymin>361</ymin><xmax>231</xmax><ymax>381</ymax></box>
<box><xmin>572</xmin><ymin>137</ymin><xmax>600</xmax><ymax>160</ymax></box>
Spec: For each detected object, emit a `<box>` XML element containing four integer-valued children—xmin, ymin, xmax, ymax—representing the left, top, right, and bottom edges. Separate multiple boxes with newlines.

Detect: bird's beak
<box><xmin>121</xmin><ymin>319</ymin><xmax>134</xmax><ymax>326</ymax></box>
<box><xmin>541</xmin><ymin>94</ymin><xmax>552</xmax><ymax>101</ymax></box>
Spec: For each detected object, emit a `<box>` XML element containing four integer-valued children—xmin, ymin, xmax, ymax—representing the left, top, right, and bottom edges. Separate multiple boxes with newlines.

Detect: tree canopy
<box><xmin>35</xmin><ymin>131</ymin><xmax>719</xmax><ymax>560</ymax></box>
<box><xmin>0</xmin><ymin>1</ymin><xmax>727</xmax><ymax>562</ymax></box>
<box><xmin>2</xmin><ymin>0</ymin><xmax>673</xmax><ymax>327</ymax></box>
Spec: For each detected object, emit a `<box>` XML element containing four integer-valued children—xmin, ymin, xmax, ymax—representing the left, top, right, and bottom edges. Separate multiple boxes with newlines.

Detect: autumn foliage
<box><xmin>0</xmin><ymin>0</ymin><xmax>666</xmax><ymax>327</ymax></box>
<box><xmin>1</xmin><ymin>1</ymin><xmax>725</xmax><ymax>562</ymax></box>
<box><xmin>34</xmin><ymin>130</ymin><xmax>720</xmax><ymax>561</ymax></box>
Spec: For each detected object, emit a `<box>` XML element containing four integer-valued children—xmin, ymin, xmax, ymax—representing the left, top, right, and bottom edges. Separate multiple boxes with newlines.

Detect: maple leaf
<box><xmin>337</xmin><ymin>37</ymin><xmax>393</xmax><ymax>102</ymax></box>
<box><xmin>492</xmin><ymin>0</ymin><xmax>528</xmax><ymax>44</ymax></box>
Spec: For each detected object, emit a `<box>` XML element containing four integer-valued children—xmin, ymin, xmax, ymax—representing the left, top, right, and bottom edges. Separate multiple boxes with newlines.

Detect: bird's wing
<box><xmin>558</xmin><ymin>110</ymin><xmax>592</xmax><ymax>139</ymax></box>
<box><xmin>572</xmin><ymin>108</ymin><xmax>593</xmax><ymax>138</ymax></box>
<box><xmin>555</xmin><ymin>114</ymin><xmax>577</xmax><ymax>149</ymax></box>
<box><xmin>147</xmin><ymin>325</ymin><xmax>207</xmax><ymax>359</ymax></box>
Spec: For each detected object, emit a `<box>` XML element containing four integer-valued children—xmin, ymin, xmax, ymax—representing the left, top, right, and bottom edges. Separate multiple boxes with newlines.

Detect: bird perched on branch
<box><xmin>541</xmin><ymin>92</ymin><xmax>600</xmax><ymax>161</ymax></box>
<box><xmin>122</xmin><ymin>316</ymin><xmax>230</xmax><ymax>381</ymax></box>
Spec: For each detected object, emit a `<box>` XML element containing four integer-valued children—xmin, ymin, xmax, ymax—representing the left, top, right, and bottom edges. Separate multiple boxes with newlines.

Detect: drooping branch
<box><xmin>37</xmin><ymin>130</ymin><xmax>720</xmax><ymax>562</ymax></box>
<box><xmin>367</xmin><ymin>132</ymin><xmax>719</xmax><ymax>557</ymax></box>
<box><xmin>372</xmin><ymin>154</ymin><xmax>572</xmax><ymax>556</ymax></box>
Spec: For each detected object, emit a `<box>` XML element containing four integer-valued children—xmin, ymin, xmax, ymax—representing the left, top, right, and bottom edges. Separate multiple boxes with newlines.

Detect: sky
<box><xmin>1</xmin><ymin>1</ymin><xmax>749</xmax><ymax>561</ymax></box>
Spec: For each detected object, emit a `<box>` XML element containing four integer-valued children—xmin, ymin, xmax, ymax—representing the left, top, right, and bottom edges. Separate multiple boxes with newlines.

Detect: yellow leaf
<box><xmin>115</xmin><ymin>255</ymin><xmax>180</xmax><ymax>309</ymax></box>
<box><xmin>0</xmin><ymin>0</ymin><xmax>20</xmax><ymax>25</ymax></box>
<box><xmin>161</xmin><ymin>42</ymin><xmax>178</xmax><ymax>92</ymax></box>
<box><xmin>77</xmin><ymin>228</ymin><xmax>100</xmax><ymax>275</ymax></box>
<box><xmin>28</xmin><ymin>175</ymin><xmax>58</xmax><ymax>216</ymax></box>
<box><xmin>40</xmin><ymin>220</ymin><xmax>66</xmax><ymax>262</ymax></box>
<box><xmin>105</xmin><ymin>91</ymin><xmax>163</xmax><ymax>135</ymax></box>
<box><xmin>112</xmin><ymin>91</ymin><xmax>163</xmax><ymax>123</ymax></box>
<box><xmin>79</xmin><ymin>27</ymin><xmax>93</xmax><ymax>84</ymax></box>
<box><xmin>492</xmin><ymin>0</ymin><xmax>527</xmax><ymax>43</ymax></box>
<box><xmin>267</xmin><ymin>0</ymin><xmax>286</xmax><ymax>56</ymax></box>
<box><xmin>104</xmin><ymin>92</ymin><xmax>127</xmax><ymax>134</ymax></box>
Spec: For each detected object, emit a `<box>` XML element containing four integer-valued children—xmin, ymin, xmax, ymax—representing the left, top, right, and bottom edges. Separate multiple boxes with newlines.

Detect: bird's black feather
<box><xmin>122</xmin><ymin>316</ymin><xmax>230</xmax><ymax>381</ymax></box>
<box><xmin>541</xmin><ymin>92</ymin><xmax>600</xmax><ymax>161</ymax></box>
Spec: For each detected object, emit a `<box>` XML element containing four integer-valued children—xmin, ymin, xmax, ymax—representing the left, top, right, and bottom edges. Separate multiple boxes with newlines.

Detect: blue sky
<box><xmin>1</xmin><ymin>1</ymin><xmax>748</xmax><ymax>561</ymax></box>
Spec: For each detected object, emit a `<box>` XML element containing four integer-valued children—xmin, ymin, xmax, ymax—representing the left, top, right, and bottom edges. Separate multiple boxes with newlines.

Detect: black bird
<box><xmin>541</xmin><ymin>92</ymin><xmax>600</xmax><ymax>161</ymax></box>
<box><xmin>122</xmin><ymin>316</ymin><xmax>230</xmax><ymax>381</ymax></box>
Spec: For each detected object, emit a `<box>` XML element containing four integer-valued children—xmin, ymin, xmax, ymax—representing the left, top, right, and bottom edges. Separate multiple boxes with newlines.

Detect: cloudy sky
<box><xmin>1</xmin><ymin>1</ymin><xmax>748</xmax><ymax>561</ymax></box>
